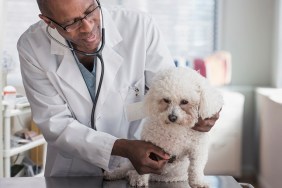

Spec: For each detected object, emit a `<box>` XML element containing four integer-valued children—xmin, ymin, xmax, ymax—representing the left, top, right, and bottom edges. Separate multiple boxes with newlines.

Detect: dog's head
<box><xmin>144</xmin><ymin>67</ymin><xmax>223</xmax><ymax>128</ymax></box>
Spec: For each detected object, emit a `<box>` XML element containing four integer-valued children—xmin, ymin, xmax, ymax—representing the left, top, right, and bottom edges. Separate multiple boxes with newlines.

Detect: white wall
<box><xmin>219</xmin><ymin>0</ymin><xmax>275</xmax><ymax>86</ymax></box>
<box><xmin>272</xmin><ymin>0</ymin><xmax>282</xmax><ymax>88</ymax></box>
<box><xmin>218</xmin><ymin>0</ymin><xmax>276</xmax><ymax>177</ymax></box>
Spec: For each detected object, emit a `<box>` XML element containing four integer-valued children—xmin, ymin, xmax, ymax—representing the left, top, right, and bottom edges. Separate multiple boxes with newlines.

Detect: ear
<box><xmin>198</xmin><ymin>85</ymin><xmax>224</xmax><ymax>119</ymax></box>
<box><xmin>39</xmin><ymin>14</ymin><xmax>56</xmax><ymax>29</ymax></box>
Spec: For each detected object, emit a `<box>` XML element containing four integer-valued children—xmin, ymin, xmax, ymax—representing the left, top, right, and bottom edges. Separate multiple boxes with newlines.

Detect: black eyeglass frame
<box><xmin>45</xmin><ymin>5</ymin><xmax>101</xmax><ymax>32</ymax></box>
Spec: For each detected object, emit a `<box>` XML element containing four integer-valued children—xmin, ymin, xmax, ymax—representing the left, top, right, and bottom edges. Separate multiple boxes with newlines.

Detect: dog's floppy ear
<box><xmin>198</xmin><ymin>85</ymin><xmax>224</xmax><ymax>119</ymax></box>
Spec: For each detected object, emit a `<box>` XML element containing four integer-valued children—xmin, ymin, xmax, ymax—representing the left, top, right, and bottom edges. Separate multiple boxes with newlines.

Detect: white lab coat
<box><xmin>17</xmin><ymin>7</ymin><xmax>174</xmax><ymax>177</ymax></box>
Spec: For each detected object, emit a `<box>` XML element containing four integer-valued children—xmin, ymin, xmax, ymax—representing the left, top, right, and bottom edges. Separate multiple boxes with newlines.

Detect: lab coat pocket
<box><xmin>50</xmin><ymin>153</ymin><xmax>73</xmax><ymax>177</ymax></box>
<box><xmin>121</xmin><ymin>77</ymin><xmax>145</xmax><ymax>103</ymax></box>
<box><xmin>120</xmin><ymin>77</ymin><xmax>146</xmax><ymax>122</ymax></box>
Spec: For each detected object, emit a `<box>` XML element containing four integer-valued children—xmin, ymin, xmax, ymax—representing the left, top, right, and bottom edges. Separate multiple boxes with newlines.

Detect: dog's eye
<box><xmin>180</xmin><ymin>100</ymin><xmax>188</xmax><ymax>105</ymax></box>
<box><xmin>163</xmin><ymin>98</ymin><xmax>171</xmax><ymax>104</ymax></box>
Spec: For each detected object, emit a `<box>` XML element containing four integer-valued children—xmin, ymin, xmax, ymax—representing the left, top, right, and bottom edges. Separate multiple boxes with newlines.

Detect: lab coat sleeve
<box><xmin>17</xmin><ymin>37</ymin><xmax>116</xmax><ymax>171</ymax></box>
<box><xmin>144</xmin><ymin>15</ymin><xmax>175</xmax><ymax>88</ymax></box>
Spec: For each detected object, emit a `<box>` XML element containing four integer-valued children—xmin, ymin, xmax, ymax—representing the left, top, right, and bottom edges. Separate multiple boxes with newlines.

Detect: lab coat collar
<box><xmin>102</xmin><ymin>7</ymin><xmax>122</xmax><ymax>48</ymax></box>
<box><xmin>46</xmin><ymin>26</ymin><xmax>93</xmax><ymax>104</ymax></box>
<box><xmin>49</xmin><ymin>27</ymin><xmax>68</xmax><ymax>55</ymax></box>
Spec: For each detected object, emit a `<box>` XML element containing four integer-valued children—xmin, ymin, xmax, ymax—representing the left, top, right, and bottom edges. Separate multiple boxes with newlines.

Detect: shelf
<box><xmin>3</xmin><ymin>107</ymin><xmax>31</xmax><ymax>117</ymax></box>
<box><xmin>1</xmin><ymin>101</ymin><xmax>47</xmax><ymax>177</ymax></box>
<box><xmin>3</xmin><ymin>136</ymin><xmax>46</xmax><ymax>157</ymax></box>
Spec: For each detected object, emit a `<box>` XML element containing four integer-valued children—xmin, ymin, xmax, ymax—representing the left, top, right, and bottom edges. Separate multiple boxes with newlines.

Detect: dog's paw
<box><xmin>103</xmin><ymin>170</ymin><xmax>127</xmax><ymax>181</ymax></box>
<box><xmin>127</xmin><ymin>170</ymin><xmax>149</xmax><ymax>187</ymax></box>
<box><xmin>189</xmin><ymin>181</ymin><xmax>210</xmax><ymax>188</ymax></box>
<box><xmin>103</xmin><ymin>170</ymin><xmax>116</xmax><ymax>180</ymax></box>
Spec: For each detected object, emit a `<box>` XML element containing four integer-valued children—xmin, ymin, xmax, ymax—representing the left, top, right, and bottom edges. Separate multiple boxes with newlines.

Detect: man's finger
<box><xmin>193</xmin><ymin>122</ymin><xmax>212</xmax><ymax>132</ymax></box>
<box><xmin>145</xmin><ymin>157</ymin><xmax>167</xmax><ymax>171</ymax></box>
<box><xmin>149</xmin><ymin>145</ymin><xmax>170</xmax><ymax>160</ymax></box>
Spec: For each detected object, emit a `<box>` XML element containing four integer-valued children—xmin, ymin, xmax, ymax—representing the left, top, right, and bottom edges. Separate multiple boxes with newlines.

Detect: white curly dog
<box><xmin>104</xmin><ymin>67</ymin><xmax>224</xmax><ymax>187</ymax></box>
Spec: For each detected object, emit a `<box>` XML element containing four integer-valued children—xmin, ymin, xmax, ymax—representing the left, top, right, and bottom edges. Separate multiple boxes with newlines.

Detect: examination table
<box><xmin>0</xmin><ymin>176</ymin><xmax>242</xmax><ymax>188</ymax></box>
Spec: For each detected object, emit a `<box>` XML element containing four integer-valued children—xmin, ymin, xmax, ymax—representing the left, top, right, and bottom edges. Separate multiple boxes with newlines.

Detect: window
<box><xmin>104</xmin><ymin>0</ymin><xmax>218</xmax><ymax>61</ymax></box>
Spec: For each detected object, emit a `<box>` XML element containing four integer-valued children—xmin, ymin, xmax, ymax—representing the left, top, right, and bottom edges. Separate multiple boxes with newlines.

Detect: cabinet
<box><xmin>256</xmin><ymin>88</ymin><xmax>282</xmax><ymax>188</ymax></box>
<box><xmin>205</xmin><ymin>90</ymin><xmax>244</xmax><ymax>177</ymax></box>
<box><xmin>1</xmin><ymin>102</ymin><xmax>46</xmax><ymax>177</ymax></box>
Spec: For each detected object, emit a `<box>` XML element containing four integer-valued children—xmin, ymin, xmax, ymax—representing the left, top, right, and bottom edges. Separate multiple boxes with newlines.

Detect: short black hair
<box><xmin>37</xmin><ymin>0</ymin><xmax>52</xmax><ymax>16</ymax></box>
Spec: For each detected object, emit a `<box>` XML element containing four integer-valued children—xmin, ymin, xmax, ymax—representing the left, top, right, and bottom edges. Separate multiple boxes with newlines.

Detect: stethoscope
<box><xmin>46</xmin><ymin>0</ymin><xmax>104</xmax><ymax>130</ymax></box>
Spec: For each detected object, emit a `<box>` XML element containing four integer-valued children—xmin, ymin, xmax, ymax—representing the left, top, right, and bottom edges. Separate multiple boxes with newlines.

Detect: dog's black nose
<box><xmin>168</xmin><ymin>114</ymin><xmax>177</xmax><ymax>122</ymax></box>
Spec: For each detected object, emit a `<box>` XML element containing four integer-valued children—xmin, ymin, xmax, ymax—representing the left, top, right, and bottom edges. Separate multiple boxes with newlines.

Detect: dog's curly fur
<box><xmin>104</xmin><ymin>67</ymin><xmax>224</xmax><ymax>187</ymax></box>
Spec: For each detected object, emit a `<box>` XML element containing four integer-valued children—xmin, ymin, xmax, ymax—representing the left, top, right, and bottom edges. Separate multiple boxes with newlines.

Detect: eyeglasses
<box><xmin>46</xmin><ymin>5</ymin><xmax>100</xmax><ymax>32</ymax></box>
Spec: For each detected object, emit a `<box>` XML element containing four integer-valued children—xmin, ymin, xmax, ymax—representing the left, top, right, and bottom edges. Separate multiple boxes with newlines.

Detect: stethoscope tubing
<box><xmin>91</xmin><ymin>38</ymin><xmax>104</xmax><ymax>130</ymax></box>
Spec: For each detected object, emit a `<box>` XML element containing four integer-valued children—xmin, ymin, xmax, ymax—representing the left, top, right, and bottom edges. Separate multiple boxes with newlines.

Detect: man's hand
<box><xmin>112</xmin><ymin>139</ymin><xmax>170</xmax><ymax>175</ymax></box>
<box><xmin>193</xmin><ymin>110</ymin><xmax>221</xmax><ymax>132</ymax></box>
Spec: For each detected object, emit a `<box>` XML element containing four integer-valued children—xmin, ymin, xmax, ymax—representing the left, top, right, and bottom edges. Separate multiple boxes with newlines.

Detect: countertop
<box><xmin>0</xmin><ymin>176</ymin><xmax>241</xmax><ymax>188</ymax></box>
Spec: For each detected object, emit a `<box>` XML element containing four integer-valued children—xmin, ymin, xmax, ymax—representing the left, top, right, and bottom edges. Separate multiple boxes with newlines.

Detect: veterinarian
<box><xmin>17</xmin><ymin>0</ymin><xmax>220</xmax><ymax>177</ymax></box>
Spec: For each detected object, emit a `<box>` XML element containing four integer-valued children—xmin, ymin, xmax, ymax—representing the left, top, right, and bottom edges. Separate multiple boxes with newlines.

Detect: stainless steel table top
<box><xmin>0</xmin><ymin>176</ymin><xmax>241</xmax><ymax>188</ymax></box>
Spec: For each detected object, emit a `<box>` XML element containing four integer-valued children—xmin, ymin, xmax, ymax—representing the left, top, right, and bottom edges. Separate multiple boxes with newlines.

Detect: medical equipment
<box><xmin>3</xmin><ymin>85</ymin><xmax>17</xmax><ymax>109</ymax></box>
<box><xmin>46</xmin><ymin>0</ymin><xmax>104</xmax><ymax>130</ymax></box>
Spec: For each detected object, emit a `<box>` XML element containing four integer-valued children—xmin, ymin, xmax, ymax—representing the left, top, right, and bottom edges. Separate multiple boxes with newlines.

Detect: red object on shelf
<box><xmin>193</xmin><ymin>58</ymin><xmax>207</xmax><ymax>77</ymax></box>
<box><xmin>192</xmin><ymin>51</ymin><xmax>232</xmax><ymax>86</ymax></box>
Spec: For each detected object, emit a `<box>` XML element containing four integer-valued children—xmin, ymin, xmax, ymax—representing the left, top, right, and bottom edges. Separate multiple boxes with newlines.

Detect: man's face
<box><xmin>48</xmin><ymin>0</ymin><xmax>101</xmax><ymax>53</ymax></box>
